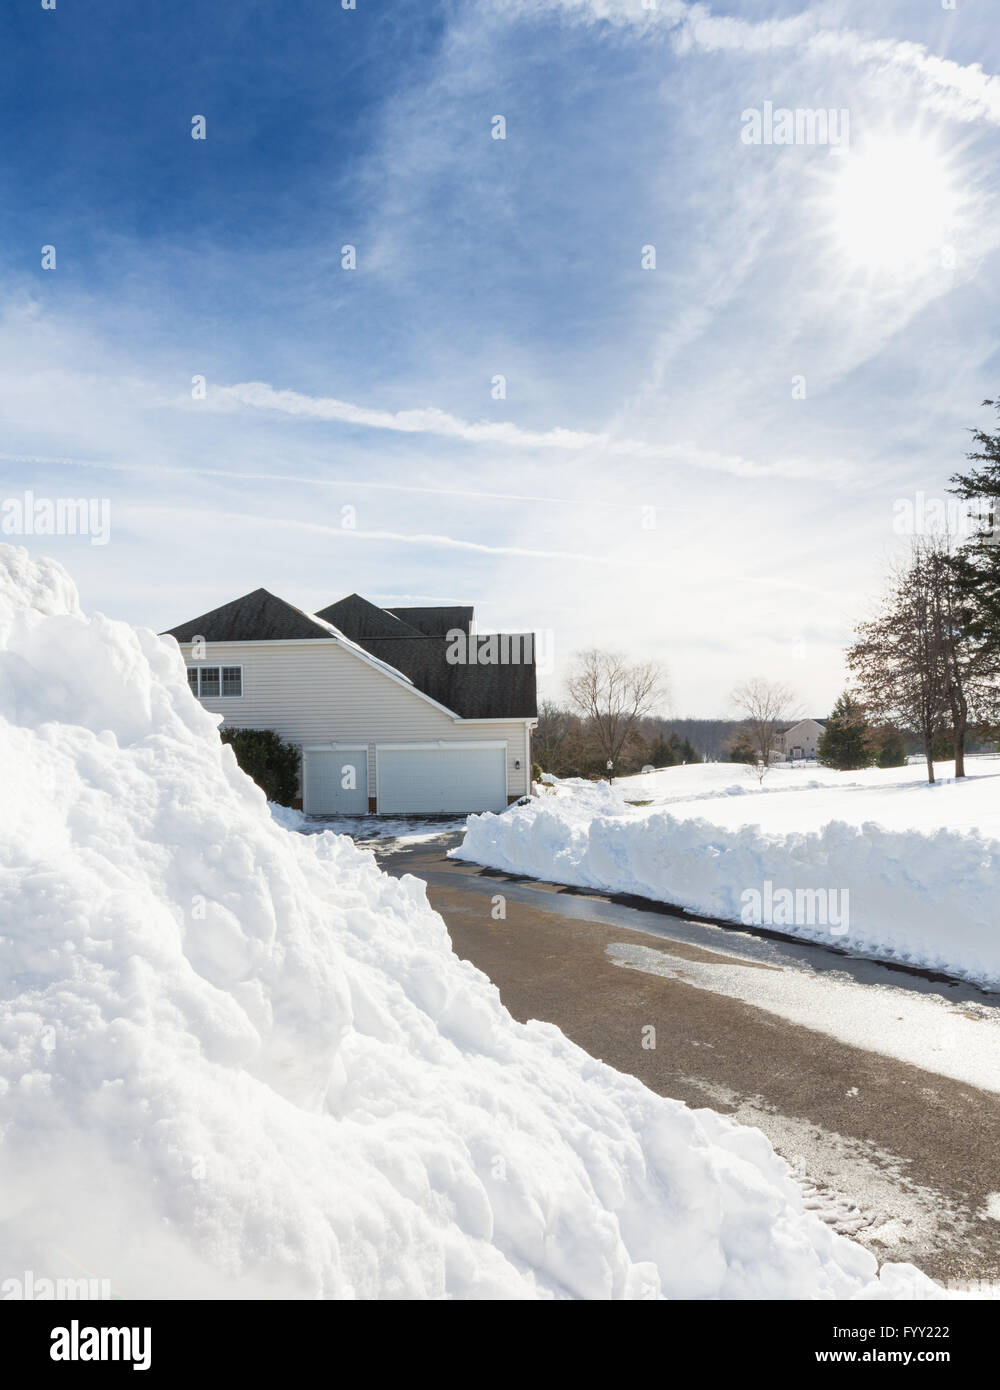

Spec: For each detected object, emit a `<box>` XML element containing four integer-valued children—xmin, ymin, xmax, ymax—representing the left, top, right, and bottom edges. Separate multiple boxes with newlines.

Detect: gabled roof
<box><xmin>162</xmin><ymin>588</ymin><xmax>335</xmax><ymax>643</ymax></box>
<box><xmin>163</xmin><ymin>588</ymin><xmax>537</xmax><ymax>721</ymax></box>
<box><xmin>315</xmin><ymin>594</ymin><xmax>423</xmax><ymax>640</ymax></box>
<box><xmin>387</xmin><ymin>605</ymin><xmax>474</xmax><ymax>637</ymax></box>
<box><xmin>319</xmin><ymin>594</ymin><xmax>534</xmax><ymax>718</ymax></box>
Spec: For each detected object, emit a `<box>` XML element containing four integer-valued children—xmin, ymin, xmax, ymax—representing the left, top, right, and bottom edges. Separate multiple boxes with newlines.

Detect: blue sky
<box><xmin>3</xmin><ymin>0</ymin><xmax>1000</xmax><ymax>714</ymax></box>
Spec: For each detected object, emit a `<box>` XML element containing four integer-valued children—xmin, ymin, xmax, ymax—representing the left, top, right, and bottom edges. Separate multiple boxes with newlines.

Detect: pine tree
<box><xmin>945</xmin><ymin>400</ymin><xmax>1000</xmax><ymax>770</ymax></box>
<box><xmin>728</xmin><ymin>731</ymin><xmax>757</xmax><ymax>764</ymax></box>
<box><xmin>871</xmin><ymin>726</ymin><xmax>907</xmax><ymax>768</ymax></box>
<box><xmin>948</xmin><ymin>398</ymin><xmax>1000</xmax><ymax>655</ymax></box>
<box><xmin>817</xmin><ymin>693</ymin><xmax>872</xmax><ymax>770</ymax></box>
<box><xmin>646</xmin><ymin>734</ymin><xmax>675</xmax><ymax>767</ymax></box>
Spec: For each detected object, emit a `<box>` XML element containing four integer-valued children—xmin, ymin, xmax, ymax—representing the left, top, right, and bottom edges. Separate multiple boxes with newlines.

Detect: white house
<box><xmin>163</xmin><ymin>590</ymin><xmax>537</xmax><ymax>815</ymax></box>
<box><xmin>774</xmin><ymin>718</ymin><xmax>826</xmax><ymax>762</ymax></box>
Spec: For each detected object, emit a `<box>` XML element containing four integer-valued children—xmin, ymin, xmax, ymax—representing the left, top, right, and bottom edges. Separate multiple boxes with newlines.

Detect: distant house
<box><xmin>162</xmin><ymin>589</ymin><xmax>537</xmax><ymax>815</ymax></box>
<box><xmin>774</xmin><ymin>719</ymin><xmax>826</xmax><ymax>762</ymax></box>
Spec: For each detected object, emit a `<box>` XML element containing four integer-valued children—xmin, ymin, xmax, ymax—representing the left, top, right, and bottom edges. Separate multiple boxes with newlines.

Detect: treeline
<box><xmin>535</xmin><ymin>700</ymin><xmax>996</xmax><ymax>781</ymax></box>
<box><xmin>534</xmin><ymin>703</ymin><xmax>702</xmax><ymax>778</ymax></box>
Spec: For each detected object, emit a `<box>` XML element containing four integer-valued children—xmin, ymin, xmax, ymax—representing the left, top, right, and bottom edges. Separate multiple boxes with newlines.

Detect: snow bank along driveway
<box><xmin>0</xmin><ymin>545</ymin><xmax>938</xmax><ymax>1298</ymax></box>
<box><xmin>454</xmin><ymin>762</ymin><xmax>1000</xmax><ymax>990</ymax></box>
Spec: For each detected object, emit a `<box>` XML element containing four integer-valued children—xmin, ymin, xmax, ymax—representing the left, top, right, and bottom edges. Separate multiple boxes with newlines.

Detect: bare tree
<box><xmin>730</xmin><ymin>678</ymin><xmax>798</xmax><ymax>780</ymax></box>
<box><xmin>565</xmin><ymin>649</ymin><xmax>667</xmax><ymax>772</ymax></box>
<box><xmin>532</xmin><ymin>699</ymin><xmax>583</xmax><ymax>778</ymax></box>
<box><xmin>848</xmin><ymin>540</ymin><xmax>950</xmax><ymax>784</ymax></box>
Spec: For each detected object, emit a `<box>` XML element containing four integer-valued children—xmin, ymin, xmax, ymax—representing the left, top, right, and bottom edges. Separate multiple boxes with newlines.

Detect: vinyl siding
<box><xmin>179</xmin><ymin>639</ymin><xmax>531</xmax><ymax>798</ymax></box>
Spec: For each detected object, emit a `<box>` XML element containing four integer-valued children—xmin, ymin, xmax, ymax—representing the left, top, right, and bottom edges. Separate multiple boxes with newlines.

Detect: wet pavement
<box><xmin>368</xmin><ymin>828</ymin><xmax>1000</xmax><ymax>1290</ymax></box>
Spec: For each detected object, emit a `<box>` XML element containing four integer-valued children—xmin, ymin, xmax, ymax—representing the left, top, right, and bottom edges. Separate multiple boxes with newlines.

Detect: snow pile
<box><xmin>455</xmin><ymin>763</ymin><xmax>1000</xmax><ymax>989</ymax></box>
<box><xmin>0</xmin><ymin>547</ymin><xmax>938</xmax><ymax>1298</ymax></box>
<box><xmin>272</xmin><ymin>805</ymin><xmax>467</xmax><ymax>843</ymax></box>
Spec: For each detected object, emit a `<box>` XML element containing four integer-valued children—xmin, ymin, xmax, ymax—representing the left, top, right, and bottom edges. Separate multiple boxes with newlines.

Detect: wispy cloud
<box><xmin>141</xmin><ymin>504</ymin><xmax>660</xmax><ymax>567</ymax></box>
<box><xmin>0</xmin><ymin>451</ymin><xmax>704</xmax><ymax>514</ymax></box>
<box><xmin>521</xmin><ymin>0</ymin><xmax>1000</xmax><ymax>127</ymax></box>
<box><xmin>208</xmin><ymin>380</ymin><xmax>827</xmax><ymax>480</ymax></box>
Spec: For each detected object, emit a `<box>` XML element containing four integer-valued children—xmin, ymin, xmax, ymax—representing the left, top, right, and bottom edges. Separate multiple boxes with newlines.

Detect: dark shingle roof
<box><xmin>162</xmin><ymin>588</ymin><xmax>333</xmax><ymax>643</ymax></box>
<box><xmin>315</xmin><ymin>594</ymin><xmax>423</xmax><ymax>640</ymax></box>
<box><xmin>164</xmin><ymin>588</ymin><xmax>537</xmax><ymax>720</ymax></box>
<box><xmin>387</xmin><ymin>605</ymin><xmax>474</xmax><ymax>637</ymax></box>
<box><xmin>352</xmin><ymin>635</ymin><xmax>536</xmax><ymax>719</ymax></box>
<box><xmin>319</xmin><ymin>593</ymin><xmax>534</xmax><ymax>718</ymax></box>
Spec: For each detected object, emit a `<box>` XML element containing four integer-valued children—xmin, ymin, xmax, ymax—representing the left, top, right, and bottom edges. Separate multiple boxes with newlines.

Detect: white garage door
<box><xmin>303</xmin><ymin>748</ymin><xmax>368</xmax><ymax>815</ymax></box>
<box><xmin>377</xmin><ymin>744</ymin><xmax>507</xmax><ymax>814</ymax></box>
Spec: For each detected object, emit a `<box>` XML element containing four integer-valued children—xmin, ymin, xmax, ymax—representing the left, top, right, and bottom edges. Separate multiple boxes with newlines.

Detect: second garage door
<box><xmin>376</xmin><ymin>744</ymin><xmax>507</xmax><ymax>814</ymax></box>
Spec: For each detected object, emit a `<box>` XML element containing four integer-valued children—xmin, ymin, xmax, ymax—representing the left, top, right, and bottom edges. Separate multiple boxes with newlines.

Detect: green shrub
<box><xmin>874</xmin><ymin>728</ymin><xmax>907</xmax><ymax>768</ymax></box>
<box><xmin>532</xmin><ymin>762</ymin><xmax>543</xmax><ymax>783</ymax></box>
<box><xmin>220</xmin><ymin>728</ymin><xmax>300</xmax><ymax>806</ymax></box>
<box><xmin>728</xmin><ymin>732</ymin><xmax>757</xmax><ymax>764</ymax></box>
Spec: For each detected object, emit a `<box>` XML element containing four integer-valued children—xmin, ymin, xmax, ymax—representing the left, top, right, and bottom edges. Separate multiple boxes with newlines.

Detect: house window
<box><xmin>187</xmin><ymin>665</ymin><xmax>242</xmax><ymax>698</ymax></box>
<box><xmin>199</xmin><ymin>666</ymin><xmax>221</xmax><ymax>697</ymax></box>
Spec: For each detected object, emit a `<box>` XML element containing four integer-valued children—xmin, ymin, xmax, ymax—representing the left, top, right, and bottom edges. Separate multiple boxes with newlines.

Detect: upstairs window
<box><xmin>186</xmin><ymin>665</ymin><xmax>242</xmax><ymax>698</ymax></box>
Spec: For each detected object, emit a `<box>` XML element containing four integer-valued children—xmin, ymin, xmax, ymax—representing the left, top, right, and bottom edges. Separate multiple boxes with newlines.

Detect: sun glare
<box><xmin>831</xmin><ymin>136</ymin><xmax>957</xmax><ymax>273</ymax></box>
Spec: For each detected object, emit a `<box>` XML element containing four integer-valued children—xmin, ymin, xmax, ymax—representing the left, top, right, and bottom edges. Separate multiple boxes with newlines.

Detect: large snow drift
<box><xmin>0</xmin><ymin>547</ymin><xmax>936</xmax><ymax>1298</ymax></box>
<box><xmin>454</xmin><ymin>763</ymin><xmax>1000</xmax><ymax>990</ymax></box>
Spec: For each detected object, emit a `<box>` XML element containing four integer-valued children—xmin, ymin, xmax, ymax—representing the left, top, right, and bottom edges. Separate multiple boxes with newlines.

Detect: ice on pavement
<box><xmin>0</xmin><ymin>545</ymin><xmax>941</xmax><ymax>1298</ymax></box>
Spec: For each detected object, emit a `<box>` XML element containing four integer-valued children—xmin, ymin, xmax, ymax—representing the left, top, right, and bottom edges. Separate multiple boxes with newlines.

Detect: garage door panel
<box><xmin>303</xmin><ymin>749</ymin><xmax>369</xmax><ymax>815</ymax></box>
<box><xmin>377</xmin><ymin>746</ymin><xmax>507</xmax><ymax>813</ymax></box>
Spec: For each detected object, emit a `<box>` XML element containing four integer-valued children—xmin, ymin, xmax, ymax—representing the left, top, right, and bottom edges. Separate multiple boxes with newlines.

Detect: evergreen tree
<box><xmin>728</xmin><ymin>731</ymin><xmax>757</xmax><ymax>764</ymax></box>
<box><xmin>642</xmin><ymin>733</ymin><xmax>674</xmax><ymax>767</ymax></box>
<box><xmin>817</xmin><ymin>693</ymin><xmax>872</xmax><ymax>770</ymax></box>
<box><xmin>948</xmin><ymin>397</ymin><xmax>1000</xmax><ymax>654</ymax></box>
<box><xmin>871</xmin><ymin>726</ymin><xmax>907</xmax><ymax>768</ymax></box>
<box><xmin>946</xmin><ymin>399</ymin><xmax>1000</xmax><ymax>768</ymax></box>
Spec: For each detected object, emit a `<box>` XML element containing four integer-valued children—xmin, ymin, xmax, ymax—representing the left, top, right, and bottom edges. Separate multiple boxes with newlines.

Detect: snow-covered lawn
<box><xmin>0</xmin><ymin>545</ymin><xmax>940</xmax><ymax>1299</ymax></box>
<box><xmin>454</xmin><ymin>760</ymin><xmax>1000</xmax><ymax>990</ymax></box>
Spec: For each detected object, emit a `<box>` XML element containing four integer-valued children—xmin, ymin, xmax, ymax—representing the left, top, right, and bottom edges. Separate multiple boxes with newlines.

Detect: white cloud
<box><xmin>210</xmin><ymin>380</ymin><xmax>829</xmax><ymax>481</ymax></box>
<box><xmin>515</xmin><ymin>0</ymin><xmax>1000</xmax><ymax>127</ymax></box>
